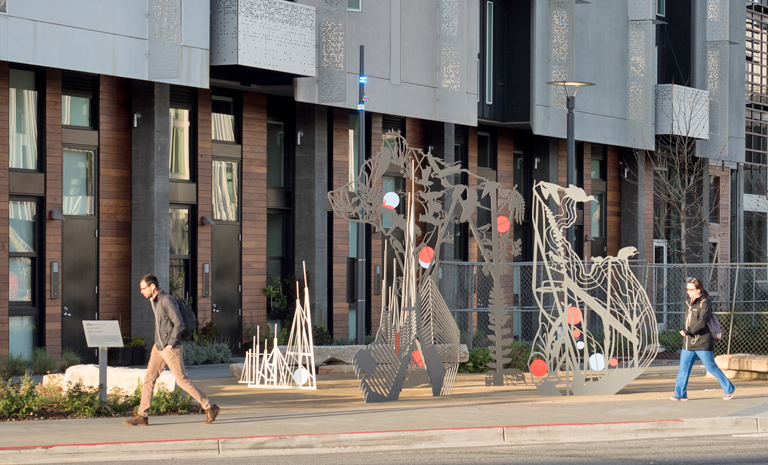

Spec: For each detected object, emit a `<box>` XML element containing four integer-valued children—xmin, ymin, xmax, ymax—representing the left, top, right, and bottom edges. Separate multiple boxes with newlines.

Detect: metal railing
<box><xmin>438</xmin><ymin>261</ymin><xmax>768</xmax><ymax>357</ymax></box>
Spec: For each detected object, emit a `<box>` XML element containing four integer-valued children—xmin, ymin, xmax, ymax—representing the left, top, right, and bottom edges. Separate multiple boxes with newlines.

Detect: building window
<box><xmin>62</xmin><ymin>72</ymin><xmax>96</xmax><ymax>129</ymax></box>
<box><xmin>0</xmin><ymin>1</ymin><xmax>6</xmax><ymax>14</ymax></box>
<box><xmin>169</xmin><ymin>207</ymin><xmax>192</xmax><ymax>302</ymax></box>
<box><xmin>477</xmin><ymin>131</ymin><xmax>496</xmax><ymax>169</ymax></box>
<box><xmin>745</xmin><ymin>211</ymin><xmax>767</xmax><ymax>263</ymax></box>
<box><xmin>267</xmin><ymin>211</ymin><xmax>288</xmax><ymax>281</ymax></box>
<box><xmin>63</xmin><ymin>149</ymin><xmax>95</xmax><ymax>216</ymax></box>
<box><xmin>212</xmin><ymin>95</ymin><xmax>236</xmax><ymax>143</ymax></box>
<box><xmin>657</xmin><ymin>0</ymin><xmax>665</xmax><ymax>17</ymax></box>
<box><xmin>9</xmin><ymin>69</ymin><xmax>38</xmax><ymax>170</ymax></box>
<box><xmin>485</xmin><ymin>1</ymin><xmax>493</xmax><ymax>105</ymax></box>
<box><xmin>348</xmin><ymin>0</ymin><xmax>361</xmax><ymax>12</ymax></box>
<box><xmin>212</xmin><ymin>160</ymin><xmax>239</xmax><ymax>221</ymax></box>
<box><xmin>170</xmin><ymin>109</ymin><xmax>191</xmax><ymax>180</ymax></box>
<box><xmin>590</xmin><ymin>194</ymin><xmax>606</xmax><ymax>239</ymax></box>
<box><xmin>62</xmin><ymin>96</ymin><xmax>91</xmax><ymax>128</ymax></box>
<box><xmin>267</xmin><ymin>121</ymin><xmax>286</xmax><ymax>188</ymax></box>
<box><xmin>9</xmin><ymin>198</ymin><xmax>39</xmax><ymax>359</ymax></box>
<box><xmin>709</xmin><ymin>176</ymin><xmax>721</xmax><ymax>224</ymax></box>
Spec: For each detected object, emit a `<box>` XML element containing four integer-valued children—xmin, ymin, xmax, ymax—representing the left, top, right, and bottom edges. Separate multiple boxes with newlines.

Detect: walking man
<box><xmin>124</xmin><ymin>274</ymin><xmax>220</xmax><ymax>426</ymax></box>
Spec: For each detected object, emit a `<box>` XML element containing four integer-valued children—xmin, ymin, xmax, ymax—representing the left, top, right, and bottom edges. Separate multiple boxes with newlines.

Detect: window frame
<box><xmin>485</xmin><ymin>1</ymin><xmax>494</xmax><ymax>105</ymax></box>
<box><xmin>169</xmin><ymin>204</ymin><xmax>195</xmax><ymax>303</ymax></box>
<box><xmin>9</xmin><ymin>196</ymin><xmax>41</xmax><ymax>311</ymax></box>
<box><xmin>347</xmin><ymin>0</ymin><xmax>362</xmax><ymax>13</ymax></box>
<box><xmin>61</xmin><ymin>146</ymin><xmax>98</xmax><ymax>218</ymax></box>
<box><xmin>656</xmin><ymin>0</ymin><xmax>665</xmax><ymax>17</ymax></box>
<box><xmin>211</xmin><ymin>89</ymin><xmax>241</xmax><ymax>144</ymax></box>
<box><xmin>211</xmin><ymin>157</ymin><xmax>241</xmax><ymax>223</ymax></box>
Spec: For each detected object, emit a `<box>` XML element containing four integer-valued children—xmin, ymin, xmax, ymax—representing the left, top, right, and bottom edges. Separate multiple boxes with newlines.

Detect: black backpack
<box><xmin>176</xmin><ymin>298</ymin><xmax>198</xmax><ymax>340</ymax></box>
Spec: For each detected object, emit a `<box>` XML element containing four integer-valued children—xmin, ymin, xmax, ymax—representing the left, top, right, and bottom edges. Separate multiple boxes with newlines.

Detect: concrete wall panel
<box><xmin>182</xmin><ymin>2</ymin><xmax>210</xmax><ymax>49</ymax></box>
<box><xmin>8</xmin><ymin>0</ymin><xmax>147</xmax><ymax>38</ymax></box>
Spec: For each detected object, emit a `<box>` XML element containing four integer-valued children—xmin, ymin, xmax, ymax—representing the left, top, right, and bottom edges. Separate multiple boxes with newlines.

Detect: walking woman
<box><xmin>671</xmin><ymin>277</ymin><xmax>735</xmax><ymax>401</ymax></box>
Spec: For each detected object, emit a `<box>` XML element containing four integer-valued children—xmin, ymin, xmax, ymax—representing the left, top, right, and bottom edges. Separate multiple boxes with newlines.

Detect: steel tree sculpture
<box><xmin>528</xmin><ymin>181</ymin><xmax>658</xmax><ymax>396</ymax></box>
<box><xmin>329</xmin><ymin>131</ymin><xmax>524</xmax><ymax>401</ymax></box>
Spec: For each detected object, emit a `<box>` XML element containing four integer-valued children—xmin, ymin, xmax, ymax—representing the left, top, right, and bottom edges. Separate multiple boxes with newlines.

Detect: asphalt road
<box><xmin>67</xmin><ymin>433</ymin><xmax>768</xmax><ymax>465</ymax></box>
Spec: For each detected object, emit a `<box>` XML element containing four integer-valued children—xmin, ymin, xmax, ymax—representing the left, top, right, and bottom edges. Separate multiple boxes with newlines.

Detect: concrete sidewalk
<box><xmin>1</xmin><ymin>361</ymin><xmax>767</xmax><ymax>463</ymax></box>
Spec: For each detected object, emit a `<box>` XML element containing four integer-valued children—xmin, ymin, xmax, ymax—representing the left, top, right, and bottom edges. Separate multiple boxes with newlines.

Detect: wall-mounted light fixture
<box><xmin>50</xmin><ymin>210</ymin><xmax>65</xmax><ymax>220</ymax></box>
<box><xmin>133</xmin><ymin>113</ymin><xmax>141</xmax><ymax>128</ymax></box>
<box><xmin>297</xmin><ymin>130</ymin><xmax>304</xmax><ymax>145</ymax></box>
<box><xmin>534</xmin><ymin>157</ymin><xmax>541</xmax><ymax>170</ymax></box>
<box><xmin>202</xmin><ymin>216</ymin><xmax>215</xmax><ymax>225</ymax></box>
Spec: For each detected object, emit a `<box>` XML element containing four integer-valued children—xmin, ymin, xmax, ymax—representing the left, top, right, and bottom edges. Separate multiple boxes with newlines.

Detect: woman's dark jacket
<box><xmin>683</xmin><ymin>296</ymin><xmax>714</xmax><ymax>351</ymax></box>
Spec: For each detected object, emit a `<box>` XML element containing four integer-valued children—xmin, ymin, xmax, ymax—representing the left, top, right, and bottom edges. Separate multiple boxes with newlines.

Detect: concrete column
<box><xmin>131</xmin><ymin>81</ymin><xmax>171</xmax><ymax>345</ymax></box>
<box><xmin>425</xmin><ymin>121</ymin><xmax>455</xmax><ymax>259</ymax></box>
<box><xmin>294</xmin><ymin>103</ymin><xmax>328</xmax><ymax>325</ymax></box>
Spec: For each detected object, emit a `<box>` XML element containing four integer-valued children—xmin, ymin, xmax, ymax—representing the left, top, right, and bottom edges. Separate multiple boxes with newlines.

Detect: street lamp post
<box><xmin>356</xmin><ymin>45</ymin><xmax>367</xmax><ymax>345</ymax></box>
<box><xmin>546</xmin><ymin>81</ymin><xmax>594</xmax><ymax>248</ymax></box>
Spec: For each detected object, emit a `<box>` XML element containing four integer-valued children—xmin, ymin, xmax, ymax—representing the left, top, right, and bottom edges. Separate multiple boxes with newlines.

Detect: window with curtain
<box><xmin>62</xmin><ymin>95</ymin><xmax>92</xmax><ymax>128</ymax></box>
<box><xmin>9</xmin><ymin>198</ymin><xmax>37</xmax><ymax>359</ymax></box>
<box><xmin>9</xmin><ymin>69</ymin><xmax>38</xmax><ymax>170</ymax></box>
<box><xmin>63</xmin><ymin>149</ymin><xmax>95</xmax><ymax>216</ymax></box>
<box><xmin>212</xmin><ymin>95</ymin><xmax>236</xmax><ymax>142</ymax></box>
<box><xmin>212</xmin><ymin>160</ymin><xmax>239</xmax><ymax>221</ymax></box>
<box><xmin>169</xmin><ymin>108</ymin><xmax>191</xmax><ymax>180</ymax></box>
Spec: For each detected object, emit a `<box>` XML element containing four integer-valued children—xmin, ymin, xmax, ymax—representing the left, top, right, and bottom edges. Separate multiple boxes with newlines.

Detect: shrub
<box><xmin>313</xmin><ymin>325</ymin><xmax>332</xmax><ymax>346</ymax></box>
<box><xmin>0</xmin><ymin>374</ymin><xmax>38</xmax><ymax>419</ymax></box>
<box><xmin>332</xmin><ymin>336</ymin><xmax>355</xmax><ymax>346</ymax></box>
<box><xmin>658</xmin><ymin>330</ymin><xmax>683</xmax><ymax>353</ymax></box>
<box><xmin>31</xmin><ymin>348</ymin><xmax>57</xmax><ymax>375</ymax></box>
<box><xmin>149</xmin><ymin>384</ymin><xmax>192</xmax><ymax>415</ymax></box>
<box><xmin>182</xmin><ymin>341</ymin><xmax>231</xmax><ymax>366</ymax></box>
<box><xmin>278</xmin><ymin>327</ymin><xmax>290</xmax><ymax>345</ymax></box>
<box><xmin>59</xmin><ymin>348</ymin><xmax>83</xmax><ymax>373</ymax></box>
<box><xmin>124</xmin><ymin>336</ymin><xmax>145</xmax><ymax>349</ymax></box>
<box><xmin>458</xmin><ymin>347</ymin><xmax>492</xmax><ymax>373</ymax></box>
<box><xmin>3</xmin><ymin>352</ymin><xmax>30</xmax><ymax>377</ymax></box>
<box><xmin>503</xmin><ymin>341</ymin><xmax>534</xmax><ymax>373</ymax></box>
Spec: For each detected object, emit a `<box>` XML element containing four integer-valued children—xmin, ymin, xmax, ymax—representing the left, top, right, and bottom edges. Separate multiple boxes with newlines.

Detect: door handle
<box><xmin>63</xmin><ymin>306</ymin><xmax>71</xmax><ymax>317</ymax></box>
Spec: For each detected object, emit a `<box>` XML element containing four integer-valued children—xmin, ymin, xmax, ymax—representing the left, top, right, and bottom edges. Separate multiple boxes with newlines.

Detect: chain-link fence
<box><xmin>438</xmin><ymin>261</ymin><xmax>768</xmax><ymax>357</ymax></box>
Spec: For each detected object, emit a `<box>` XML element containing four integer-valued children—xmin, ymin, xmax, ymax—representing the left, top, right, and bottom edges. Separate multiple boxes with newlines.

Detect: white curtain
<box><xmin>63</xmin><ymin>149</ymin><xmax>95</xmax><ymax>216</ymax></box>
<box><xmin>169</xmin><ymin>109</ymin><xmax>190</xmax><ymax>180</ymax></box>
<box><xmin>212</xmin><ymin>113</ymin><xmax>235</xmax><ymax>142</ymax></box>
<box><xmin>212</xmin><ymin>160</ymin><xmax>239</xmax><ymax>221</ymax></box>
<box><xmin>9</xmin><ymin>89</ymin><xmax>38</xmax><ymax>169</ymax></box>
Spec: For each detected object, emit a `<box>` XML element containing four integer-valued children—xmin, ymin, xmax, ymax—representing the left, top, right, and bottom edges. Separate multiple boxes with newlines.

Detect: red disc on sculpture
<box><xmin>573</xmin><ymin>328</ymin><xmax>582</xmax><ymax>338</ymax></box>
<box><xmin>567</xmin><ymin>306</ymin><xmax>582</xmax><ymax>325</ymax></box>
<box><xmin>530</xmin><ymin>359</ymin><xmax>548</xmax><ymax>377</ymax></box>
<box><xmin>497</xmin><ymin>216</ymin><xmax>510</xmax><ymax>234</ymax></box>
<box><xmin>418</xmin><ymin>246</ymin><xmax>435</xmax><ymax>269</ymax></box>
<box><xmin>609</xmin><ymin>357</ymin><xmax>618</xmax><ymax>367</ymax></box>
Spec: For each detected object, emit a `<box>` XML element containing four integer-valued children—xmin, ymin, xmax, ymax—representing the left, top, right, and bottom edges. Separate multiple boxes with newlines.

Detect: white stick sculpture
<box><xmin>239</xmin><ymin>262</ymin><xmax>317</xmax><ymax>389</ymax></box>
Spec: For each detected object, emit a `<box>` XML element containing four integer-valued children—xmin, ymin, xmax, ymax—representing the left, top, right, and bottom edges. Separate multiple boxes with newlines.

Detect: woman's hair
<box><xmin>687</xmin><ymin>277</ymin><xmax>709</xmax><ymax>298</ymax></box>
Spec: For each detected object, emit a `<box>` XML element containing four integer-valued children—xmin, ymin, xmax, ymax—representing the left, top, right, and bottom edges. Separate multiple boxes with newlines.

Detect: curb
<box><xmin>0</xmin><ymin>417</ymin><xmax>762</xmax><ymax>464</ymax></box>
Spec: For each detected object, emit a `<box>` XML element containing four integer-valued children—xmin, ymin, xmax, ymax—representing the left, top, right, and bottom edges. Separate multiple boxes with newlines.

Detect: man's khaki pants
<box><xmin>138</xmin><ymin>345</ymin><xmax>212</xmax><ymax>417</ymax></box>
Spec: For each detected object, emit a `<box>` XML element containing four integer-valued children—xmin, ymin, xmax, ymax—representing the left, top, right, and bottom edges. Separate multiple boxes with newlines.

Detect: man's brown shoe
<box><xmin>123</xmin><ymin>415</ymin><xmax>148</xmax><ymax>426</ymax></box>
<box><xmin>203</xmin><ymin>404</ymin><xmax>220</xmax><ymax>424</ymax></box>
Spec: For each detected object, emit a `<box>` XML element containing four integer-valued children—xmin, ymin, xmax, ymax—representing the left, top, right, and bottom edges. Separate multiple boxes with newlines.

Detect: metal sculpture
<box><xmin>239</xmin><ymin>263</ymin><xmax>316</xmax><ymax>389</ymax></box>
<box><xmin>528</xmin><ymin>181</ymin><xmax>658</xmax><ymax>396</ymax></box>
<box><xmin>329</xmin><ymin>131</ymin><xmax>524</xmax><ymax>401</ymax></box>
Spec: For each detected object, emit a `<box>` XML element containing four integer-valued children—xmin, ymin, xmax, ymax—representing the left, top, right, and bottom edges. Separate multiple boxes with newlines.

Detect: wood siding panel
<box><xmin>369</xmin><ymin>113</ymin><xmax>383</xmax><ymax>335</ymax></box>
<box><xmin>197</xmin><ymin>89</ymin><xmax>213</xmax><ymax>324</ymax></box>
<box><xmin>607</xmin><ymin>146</ymin><xmax>621</xmax><ymax>256</ymax></box>
<box><xmin>241</xmin><ymin>92</ymin><xmax>267</xmax><ymax>334</ymax></box>
<box><xmin>467</xmin><ymin>127</ymin><xmax>478</xmax><ymax>264</ymax></box>
<box><xmin>45</xmin><ymin>69</ymin><xmax>62</xmax><ymax>357</ymax></box>
<box><xmin>99</xmin><ymin>76</ymin><xmax>131</xmax><ymax>339</ymax></box>
<box><xmin>332</xmin><ymin>108</ymin><xmax>350</xmax><ymax>338</ymax></box>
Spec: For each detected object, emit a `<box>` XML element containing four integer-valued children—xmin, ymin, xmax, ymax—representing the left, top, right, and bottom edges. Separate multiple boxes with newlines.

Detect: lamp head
<box><xmin>546</xmin><ymin>80</ymin><xmax>595</xmax><ymax>97</ymax></box>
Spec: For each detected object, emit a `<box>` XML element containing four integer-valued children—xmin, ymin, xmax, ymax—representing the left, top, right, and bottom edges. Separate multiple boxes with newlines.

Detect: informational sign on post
<box><xmin>82</xmin><ymin>321</ymin><xmax>124</xmax><ymax>348</ymax></box>
<box><xmin>82</xmin><ymin>321</ymin><xmax>124</xmax><ymax>401</ymax></box>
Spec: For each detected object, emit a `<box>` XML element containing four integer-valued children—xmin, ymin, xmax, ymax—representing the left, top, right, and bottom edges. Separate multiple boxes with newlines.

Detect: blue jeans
<box><xmin>674</xmin><ymin>349</ymin><xmax>734</xmax><ymax>399</ymax></box>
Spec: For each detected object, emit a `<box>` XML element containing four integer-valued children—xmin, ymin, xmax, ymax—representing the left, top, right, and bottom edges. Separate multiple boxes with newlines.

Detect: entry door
<box><xmin>62</xmin><ymin>218</ymin><xmax>98</xmax><ymax>362</ymax></box>
<box><xmin>212</xmin><ymin>223</ymin><xmax>241</xmax><ymax>352</ymax></box>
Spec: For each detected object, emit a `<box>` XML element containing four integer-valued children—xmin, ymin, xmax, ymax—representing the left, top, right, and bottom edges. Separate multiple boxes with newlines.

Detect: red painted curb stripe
<box><xmin>0</xmin><ymin>419</ymin><xmax>684</xmax><ymax>451</ymax></box>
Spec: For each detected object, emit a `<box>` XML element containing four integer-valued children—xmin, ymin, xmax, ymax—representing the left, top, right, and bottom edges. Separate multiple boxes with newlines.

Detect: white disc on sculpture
<box><xmin>577</xmin><ymin>341</ymin><xmax>584</xmax><ymax>350</ymax></box>
<box><xmin>589</xmin><ymin>353</ymin><xmax>605</xmax><ymax>371</ymax></box>
<box><xmin>383</xmin><ymin>192</ymin><xmax>400</xmax><ymax>209</ymax></box>
<box><xmin>293</xmin><ymin>367</ymin><xmax>310</xmax><ymax>386</ymax></box>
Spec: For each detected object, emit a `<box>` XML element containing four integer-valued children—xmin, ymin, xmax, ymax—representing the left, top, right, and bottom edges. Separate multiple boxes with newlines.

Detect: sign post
<box><xmin>82</xmin><ymin>321</ymin><xmax>124</xmax><ymax>401</ymax></box>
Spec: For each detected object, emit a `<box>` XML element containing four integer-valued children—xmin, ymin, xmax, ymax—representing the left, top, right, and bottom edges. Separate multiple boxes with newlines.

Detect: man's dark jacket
<box><xmin>683</xmin><ymin>296</ymin><xmax>714</xmax><ymax>351</ymax></box>
<box><xmin>150</xmin><ymin>289</ymin><xmax>184</xmax><ymax>350</ymax></box>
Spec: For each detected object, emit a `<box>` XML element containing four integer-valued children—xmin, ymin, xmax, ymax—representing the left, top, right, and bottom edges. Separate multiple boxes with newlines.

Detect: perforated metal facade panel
<box><xmin>318</xmin><ymin>0</ymin><xmax>346</xmax><ymax>103</ymax></box>
<box><xmin>547</xmin><ymin>0</ymin><xmax>574</xmax><ymax>138</ymax></box>
<box><xmin>437</xmin><ymin>0</ymin><xmax>465</xmax><ymax>123</ymax></box>
<box><xmin>149</xmin><ymin>0</ymin><xmax>182</xmax><ymax>80</ymax></box>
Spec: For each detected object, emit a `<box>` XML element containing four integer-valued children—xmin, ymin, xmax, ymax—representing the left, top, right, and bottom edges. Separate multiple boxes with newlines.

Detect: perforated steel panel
<box><xmin>238</xmin><ymin>0</ymin><xmax>315</xmax><ymax>76</ymax></box>
<box><xmin>655</xmin><ymin>84</ymin><xmax>709</xmax><ymax>139</ymax></box>
<box><xmin>626</xmin><ymin>20</ymin><xmax>654</xmax><ymax>147</ymax></box>
<box><xmin>438</xmin><ymin>0</ymin><xmax>464</xmax><ymax>123</ymax></box>
<box><xmin>629</xmin><ymin>0</ymin><xmax>654</xmax><ymax>21</ymax></box>
<box><xmin>707</xmin><ymin>41</ymin><xmax>729</xmax><ymax>156</ymax></box>
<box><xmin>149</xmin><ymin>0</ymin><xmax>181</xmax><ymax>80</ymax></box>
<box><xmin>707</xmin><ymin>0</ymin><xmax>729</xmax><ymax>42</ymax></box>
<box><xmin>210</xmin><ymin>0</ymin><xmax>239</xmax><ymax>66</ymax></box>
<box><xmin>318</xmin><ymin>0</ymin><xmax>347</xmax><ymax>103</ymax></box>
<box><xmin>548</xmin><ymin>0</ymin><xmax>575</xmax><ymax>137</ymax></box>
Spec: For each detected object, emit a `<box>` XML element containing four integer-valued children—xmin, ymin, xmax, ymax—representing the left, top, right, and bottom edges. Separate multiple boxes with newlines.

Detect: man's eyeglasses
<box><xmin>140</xmin><ymin>285</ymin><xmax>150</xmax><ymax>291</ymax></box>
